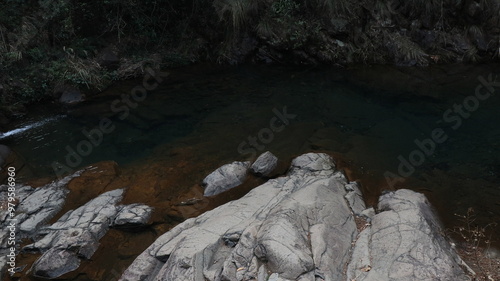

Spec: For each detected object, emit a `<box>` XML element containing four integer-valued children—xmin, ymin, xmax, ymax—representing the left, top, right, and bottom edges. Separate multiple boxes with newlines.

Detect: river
<box><xmin>1</xmin><ymin>63</ymin><xmax>499</xmax><ymax>280</ymax></box>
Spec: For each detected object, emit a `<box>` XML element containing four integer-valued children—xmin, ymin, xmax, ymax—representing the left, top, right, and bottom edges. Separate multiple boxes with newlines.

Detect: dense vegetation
<box><xmin>0</xmin><ymin>0</ymin><xmax>499</xmax><ymax>113</ymax></box>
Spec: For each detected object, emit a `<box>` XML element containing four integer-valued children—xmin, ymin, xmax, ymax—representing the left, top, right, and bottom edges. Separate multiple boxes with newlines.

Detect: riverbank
<box><xmin>1</xmin><ymin>0</ymin><xmax>499</xmax><ymax>119</ymax></box>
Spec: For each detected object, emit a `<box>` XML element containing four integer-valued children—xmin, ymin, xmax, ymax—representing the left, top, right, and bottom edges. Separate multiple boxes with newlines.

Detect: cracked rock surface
<box><xmin>347</xmin><ymin>189</ymin><xmax>471</xmax><ymax>281</ymax></box>
<box><xmin>0</xmin><ymin>172</ymin><xmax>81</xmax><ymax>274</ymax></box>
<box><xmin>119</xmin><ymin>153</ymin><xmax>357</xmax><ymax>281</ymax></box>
<box><xmin>2</xmin><ymin>153</ymin><xmax>471</xmax><ymax>280</ymax></box>
<box><xmin>27</xmin><ymin>188</ymin><xmax>125</xmax><ymax>278</ymax></box>
<box><xmin>119</xmin><ymin>153</ymin><xmax>471</xmax><ymax>281</ymax></box>
<box><xmin>23</xmin><ymin>188</ymin><xmax>153</xmax><ymax>279</ymax></box>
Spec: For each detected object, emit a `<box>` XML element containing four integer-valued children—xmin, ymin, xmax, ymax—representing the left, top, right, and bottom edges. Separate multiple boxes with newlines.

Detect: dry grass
<box><xmin>457</xmin><ymin>246</ymin><xmax>500</xmax><ymax>281</ymax></box>
<box><xmin>62</xmin><ymin>48</ymin><xmax>105</xmax><ymax>90</ymax></box>
<box><xmin>449</xmin><ymin>208</ymin><xmax>500</xmax><ymax>281</ymax></box>
<box><xmin>213</xmin><ymin>0</ymin><xmax>261</xmax><ymax>34</ymax></box>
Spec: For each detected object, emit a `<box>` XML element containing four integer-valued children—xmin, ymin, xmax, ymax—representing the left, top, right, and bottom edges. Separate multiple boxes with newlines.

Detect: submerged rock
<box><xmin>250</xmin><ymin>151</ymin><xmax>278</xmax><ymax>177</ymax></box>
<box><xmin>202</xmin><ymin>161</ymin><xmax>250</xmax><ymax>196</ymax></box>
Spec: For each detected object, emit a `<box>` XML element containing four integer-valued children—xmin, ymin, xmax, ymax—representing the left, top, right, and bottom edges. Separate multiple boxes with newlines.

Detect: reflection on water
<box><xmin>1</xmin><ymin>64</ymin><xmax>500</xmax><ymax>278</ymax></box>
<box><xmin>0</xmin><ymin>115</ymin><xmax>65</xmax><ymax>140</ymax></box>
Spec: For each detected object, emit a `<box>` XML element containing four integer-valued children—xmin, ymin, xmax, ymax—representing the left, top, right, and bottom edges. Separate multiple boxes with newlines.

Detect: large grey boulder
<box><xmin>246</xmin><ymin>177</ymin><xmax>355</xmax><ymax>280</ymax></box>
<box><xmin>202</xmin><ymin>161</ymin><xmax>250</xmax><ymax>196</ymax></box>
<box><xmin>347</xmin><ymin>189</ymin><xmax>471</xmax><ymax>281</ymax></box>
<box><xmin>119</xmin><ymin>153</ymin><xmax>357</xmax><ymax>281</ymax></box>
<box><xmin>119</xmin><ymin>153</ymin><xmax>472</xmax><ymax>281</ymax></box>
<box><xmin>250</xmin><ymin>151</ymin><xmax>278</xmax><ymax>177</ymax></box>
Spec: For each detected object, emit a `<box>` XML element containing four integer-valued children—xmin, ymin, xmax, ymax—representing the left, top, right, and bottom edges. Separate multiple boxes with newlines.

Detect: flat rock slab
<box><xmin>347</xmin><ymin>189</ymin><xmax>471</xmax><ymax>281</ymax></box>
<box><xmin>119</xmin><ymin>153</ymin><xmax>358</xmax><ymax>281</ymax></box>
<box><xmin>202</xmin><ymin>161</ymin><xmax>250</xmax><ymax>196</ymax></box>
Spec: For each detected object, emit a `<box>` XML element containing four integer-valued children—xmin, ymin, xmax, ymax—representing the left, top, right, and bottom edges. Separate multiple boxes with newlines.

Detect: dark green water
<box><xmin>2</xmin><ymin>63</ymin><xmax>500</xmax><ymax>241</ymax></box>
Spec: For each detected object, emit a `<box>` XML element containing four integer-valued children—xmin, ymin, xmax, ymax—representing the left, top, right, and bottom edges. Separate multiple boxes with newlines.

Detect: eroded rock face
<box><xmin>1</xmin><ymin>153</ymin><xmax>472</xmax><ymax>280</ymax></box>
<box><xmin>347</xmin><ymin>189</ymin><xmax>471</xmax><ymax>281</ymax></box>
<box><xmin>119</xmin><ymin>153</ymin><xmax>471</xmax><ymax>281</ymax></box>
<box><xmin>119</xmin><ymin>153</ymin><xmax>358</xmax><ymax>281</ymax></box>
<box><xmin>202</xmin><ymin>161</ymin><xmax>250</xmax><ymax>196</ymax></box>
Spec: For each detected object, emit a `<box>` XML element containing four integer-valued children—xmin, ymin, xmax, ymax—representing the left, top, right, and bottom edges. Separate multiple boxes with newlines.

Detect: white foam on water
<box><xmin>0</xmin><ymin>115</ymin><xmax>66</xmax><ymax>140</ymax></box>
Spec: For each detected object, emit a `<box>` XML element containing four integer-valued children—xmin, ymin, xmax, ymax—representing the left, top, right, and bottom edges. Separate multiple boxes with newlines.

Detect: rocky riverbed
<box><xmin>0</xmin><ymin>152</ymin><xmax>481</xmax><ymax>280</ymax></box>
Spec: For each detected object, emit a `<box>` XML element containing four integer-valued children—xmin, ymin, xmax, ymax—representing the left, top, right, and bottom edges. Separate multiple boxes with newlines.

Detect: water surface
<box><xmin>2</xmin><ymin>63</ymin><xmax>500</xmax><ymax>278</ymax></box>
